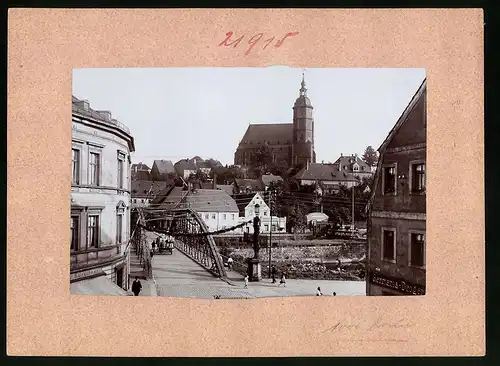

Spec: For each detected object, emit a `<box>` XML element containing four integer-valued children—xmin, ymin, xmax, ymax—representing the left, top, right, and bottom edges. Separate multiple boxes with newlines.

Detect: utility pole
<box><xmin>268</xmin><ymin>189</ymin><xmax>273</xmax><ymax>278</ymax></box>
<box><xmin>352</xmin><ymin>185</ymin><xmax>355</xmax><ymax>236</ymax></box>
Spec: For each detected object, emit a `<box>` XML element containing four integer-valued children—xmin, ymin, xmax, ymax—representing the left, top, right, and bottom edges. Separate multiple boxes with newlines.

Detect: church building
<box><xmin>234</xmin><ymin>74</ymin><xmax>316</xmax><ymax>169</ymax></box>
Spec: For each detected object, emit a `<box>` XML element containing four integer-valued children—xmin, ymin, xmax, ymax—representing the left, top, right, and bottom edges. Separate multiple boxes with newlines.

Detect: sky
<box><xmin>72</xmin><ymin>67</ymin><xmax>425</xmax><ymax>166</ymax></box>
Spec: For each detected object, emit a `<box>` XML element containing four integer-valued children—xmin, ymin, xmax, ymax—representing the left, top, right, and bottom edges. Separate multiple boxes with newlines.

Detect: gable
<box><xmin>387</xmin><ymin>89</ymin><xmax>426</xmax><ymax>149</ymax></box>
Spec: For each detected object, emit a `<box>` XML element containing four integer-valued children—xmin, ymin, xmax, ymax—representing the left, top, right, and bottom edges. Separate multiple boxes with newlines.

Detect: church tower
<box><xmin>292</xmin><ymin>73</ymin><xmax>316</xmax><ymax>168</ymax></box>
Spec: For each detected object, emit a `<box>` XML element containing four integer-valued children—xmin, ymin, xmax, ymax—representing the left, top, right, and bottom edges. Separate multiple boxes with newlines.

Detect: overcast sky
<box><xmin>72</xmin><ymin>67</ymin><xmax>425</xmax><ymax>166</ymax></box>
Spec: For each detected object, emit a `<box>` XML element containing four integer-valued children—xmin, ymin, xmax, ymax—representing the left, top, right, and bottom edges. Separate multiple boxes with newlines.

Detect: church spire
<box><xmin>300</xmin><ymin>71</ymin><xmax>307</xmax><ymax>96</ymax></box>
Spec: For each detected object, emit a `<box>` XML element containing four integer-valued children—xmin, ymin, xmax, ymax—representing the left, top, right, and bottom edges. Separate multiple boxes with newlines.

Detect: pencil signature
<box><xmin>322</xmin><ymin>315</ymin><xmax>416</xmax><ymax>334</ymax></box>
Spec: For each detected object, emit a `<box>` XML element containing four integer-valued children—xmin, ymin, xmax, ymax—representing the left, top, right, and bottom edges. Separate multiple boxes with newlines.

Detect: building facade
<box><xmin>333</xmin><ymin>154</ymin><xmax>373</xmax><ymax>180</ymax></box>
<box><xmin>70</xmin><ymin>96</ymin><xmax>135</xmax><ymax>292</ymax></box>
<box><xmin>366</xmin><ymin>79</ymin><xmax>426</xmax><ymax>296</ymax></box>
<box><xmin>233</xmin><ymin>192</ymin><xmax>287</xmax><ymax>234</ymax></box>
<box><xmin>234</xmin><ymin>74</ymin><xmax>316</xmax><ymax>170</ymax></box>
<box><xmin>294</xmin><ymin>162</ymin><xmax>358</xmax><ymax>192</ymax></box>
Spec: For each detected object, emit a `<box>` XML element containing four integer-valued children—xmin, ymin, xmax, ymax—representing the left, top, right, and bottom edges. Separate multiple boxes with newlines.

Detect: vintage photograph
<box><xmin>70</xmin><ymin>67</ymin><xmax>426</xmax><ymax>298</ymax></box>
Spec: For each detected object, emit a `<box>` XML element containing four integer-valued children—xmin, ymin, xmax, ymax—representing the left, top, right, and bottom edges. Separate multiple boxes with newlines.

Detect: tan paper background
<box><xmin>7</xmin><ymin>8</ymin><xmax>484</xmax><ymax>357</ymax></box>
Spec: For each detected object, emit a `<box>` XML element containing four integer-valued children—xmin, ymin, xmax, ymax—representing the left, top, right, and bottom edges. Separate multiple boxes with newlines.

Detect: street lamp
<box><xmin>248</xmin><ymin>203</ymin><xmax>262</xmax><ymax>281</ymax></box>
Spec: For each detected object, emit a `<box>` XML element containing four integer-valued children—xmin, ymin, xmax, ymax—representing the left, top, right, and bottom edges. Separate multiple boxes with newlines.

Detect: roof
<box><xmin>153</xmin><ymin>160</ymin><xmax>176</xmax><ymax>175</ymax></box>
<box><xmin>233</xmin><ymin>193</ymin><xmax>259</xmax><ymax>216</ymax></box>
<box><xmin>261</xmin><ymin>174</ymin><xmax>283</xmax><ymax>186</ymax></box>
<box><xmin>294</xmin><ymin>163</ymin><xmax>356</xmax><ymax>182</ymax></box>
<box><xmin>152</xmin><ymin>186</ymin><xmax>185</xmax><ymax>209</ymax></box>
<box><xmin>197</xmin><ymin>161</ymin><xmax>212</xmax><ymax>169</ymax></box>
<box><xmin>378</xmin><ymin>78</ymin><xmax>427</xmax><ymax>152</ymax></box>
<box><xmin>72</xmin><ymin>96</ymin><xmax>133</xmax><ymax>139</ymax></box>
<box><xmin>175</xmin><ymin>159</ymin><xmax>198</xmax><ymax>172</ymax></box>
<box><xmin>217</xmin><ymin>184</ymin><xmax>234</xmax><ymax>195</ymax></box>
<box><xmin>234</xmin><ymin>178</ymin><xmax>265</xmax><ymax>192</ymax></box>
<box><xmin>294</xmin><ymin>95</ymin><xmax>313</xmax><ymax>108</ymax></box>
<box><xmin>368</xmin><ymin>78</ymin><xmax>427</xmax><ymax>207</ymax></box>
<box><xmin>237</xmin><ymin>123</ymin><xmax>293</xmax><ymax>148</ymax></box>
<box><xmin>334</xmin><ymin>155</ymin><xmax>372</xmax><ymax>172</ymax></box>
<box><xmin>131</xmin><ymin>162</ymin><xmax>150</xmax><ymax>171</ymax></box>
<box><xmin>131</xmin><ymin>180</ymin><xmax>168</xmax><ymax>198</ymax></box>
<box><xmin>184</xmin><ymin>189</ymin><xmax>239</xmax><ymax>213</ymax></box>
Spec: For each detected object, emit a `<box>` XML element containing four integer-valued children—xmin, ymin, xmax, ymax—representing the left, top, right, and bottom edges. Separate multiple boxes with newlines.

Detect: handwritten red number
<box><xmin>262</xmin><ymin>37</ymin><xmax>275</xmax><ymax>49</ymax></box>
<box><xmin>218</xmin><ymin>31</ymin><xmax>244</xmax><ymax>48</ymax></box>
<box><xmin>218</xmin><ymin>31</ymin><xmax>298</xmax><ymax>55</ymax></box>
<box><xmin>275</xmin><ymin>32</ymin><xmax>299</xmax><ymax>47</ymax></box>
<box><xmin>245</xmin><ymin>33</ymin><xmax>263</xmax><ymax>55</ymax></box>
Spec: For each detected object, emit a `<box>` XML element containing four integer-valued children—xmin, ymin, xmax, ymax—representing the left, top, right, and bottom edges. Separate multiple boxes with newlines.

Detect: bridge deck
<box><xmin>151</xmin><ymin>248</ymin><xmax>366</xmax><ymax>299</ymax></box>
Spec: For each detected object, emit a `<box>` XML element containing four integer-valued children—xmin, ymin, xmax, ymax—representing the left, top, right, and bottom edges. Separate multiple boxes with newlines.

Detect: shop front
<box><xmin>368</xmin><ymin>272</ymin><xmax>425</xmax><ymax>296</ymax></box>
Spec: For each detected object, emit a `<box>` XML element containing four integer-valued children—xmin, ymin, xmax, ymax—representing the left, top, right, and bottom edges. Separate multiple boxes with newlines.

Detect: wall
<box><xmin>199</xmin><ymin>211</ymin><xmax>239</xmax><ymax>232</ymax></box>
<box><xmin>368</xmin><ymin>216</ymin><xmax>426</xmax><ymax>287</ymax></box>
<box><xmin>71</xmin><ymin>116</ymin><xmax>133</xmax><ymax>289</ymax></box>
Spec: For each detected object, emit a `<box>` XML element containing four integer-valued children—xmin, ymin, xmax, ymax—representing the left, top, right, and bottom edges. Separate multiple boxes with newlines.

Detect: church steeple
<box><xmin>300</xmin><ymin>72</ymin><xmax>307</xmax><ymax>96</ymax></box>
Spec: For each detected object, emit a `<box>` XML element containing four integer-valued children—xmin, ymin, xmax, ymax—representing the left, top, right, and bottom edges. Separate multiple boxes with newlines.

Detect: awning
<box><xmin>71</xmin><ymin>275</ymin><xmax>128</xmax><ymax>296</ymax></box>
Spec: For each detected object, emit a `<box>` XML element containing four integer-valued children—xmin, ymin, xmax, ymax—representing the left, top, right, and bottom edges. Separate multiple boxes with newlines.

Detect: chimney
<box><xmin>341</xmin><ymin>153</ymin><xmax>343</xmax><ymax>157</ymax></box>
<box><xmin>213</xmin><ymin>172</ymin><xmax>217</xmax><ymax>189</ymax></box>
<box><xmin>306</xmin><ymin>161</ymin><xmax>310</xmax><ymax>170</ymax></box>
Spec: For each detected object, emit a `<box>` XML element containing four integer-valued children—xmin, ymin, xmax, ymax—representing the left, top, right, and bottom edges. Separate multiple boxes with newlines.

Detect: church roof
<box><xmin>238</xmin><ymin>123</ymin><xmax>293</xmax><ymax>147</ymax></box>
<box><xmin>294</xmin><ymin>95</ymin><xmax>313</xmax><ymax>108</ymax></box>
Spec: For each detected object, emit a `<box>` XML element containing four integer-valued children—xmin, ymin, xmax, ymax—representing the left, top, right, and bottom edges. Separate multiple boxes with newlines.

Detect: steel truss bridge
<box><xmin>140</xmin><ymin>208</ymin><xmax>229</xmax><ymax>280</ymax></box>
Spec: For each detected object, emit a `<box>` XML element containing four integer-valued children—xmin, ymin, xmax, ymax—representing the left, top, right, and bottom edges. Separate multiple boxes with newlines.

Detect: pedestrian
<box><xmin>227</xmin><ymin>257</ymin><xmax>233</xmax><ymax>270</ymax></box>
<box><xmin>131</xmin><ymin>277</ymin><xmax>142</xmax><ymax>296</ymax></box>
<box><xmin>271</xmin><ymin>265</ymin><xmax>277</xmax><ymax>283</ymax></box>
<box><xmin>244</xmin><ymin>275</ymin><xmax>249</xmax><ymax>289</ymax></box>
<box><xmin>152</xmin><ymin>241</ymin><xmax>156</xmax><ymax>253</ymax></box>
<box><xmin>333</xmin><ymin>292</ymin><xmax>337</xmax><ymax>296</ymax></box>
<box><xmin>317</xmin><ymin>287</ymin><xmax>323</xmax><ymax>296</ymax></box>
<box><xmin>278</xmin><ymin>273</ymin><xmax>286</xmax><ymax>287</ymax></box>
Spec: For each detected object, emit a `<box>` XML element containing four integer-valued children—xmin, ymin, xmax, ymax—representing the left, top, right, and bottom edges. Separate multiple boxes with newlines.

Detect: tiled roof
<box><xmin>217</xmin><ymin>184</ymin><xmax>234</xmax><ymax>196</ymax></box>
<box><xmin>175</xmin><ymin>159</ymin><xmax>198</xmax><ymax>172</ymax></box>
<box><xmin>334</xmin><ymin>155</ymin><xmax>372</xmax><ymax>172</ymax></box>
<box><xmin>294</xmin><ymin>163</ymin><xmax>356</xmax><ymax>182</ymax></box>
<box><xmin>131</xmin><ymin>180</ymin><xmax>168</xmax><ymax>198</ymax></box>
<box><xmin>261</xmin><ymin>174</ymin><xmax>283</xmax><ymax>186</ymax></box>
<box><xmin>197</xmin><ymin>161</ymin><xmax>212</xmax><ymax>169</ymax></box>
<box><xmin>234</xmin><ymin>179</ymin><xmax>265</xmax><ymax>192</ymax></box>
<box><xmin>237</xmin><ymin>123</ymin><xmax>293</xmax><ymax>148</ymax></box>
<box><xmin>185</xmin><ymin>189</ymin><xmax>239</xmax><ymax>213</ymax></box>
<box><xmin>152</xmin><ymin>186</ymin><xmax>184</xmax><ymax>208</ymax></box>
<box><xmin>153</xmin><ymin>160</ymin><xmax>176</xmax><ymax>175</ymax></box>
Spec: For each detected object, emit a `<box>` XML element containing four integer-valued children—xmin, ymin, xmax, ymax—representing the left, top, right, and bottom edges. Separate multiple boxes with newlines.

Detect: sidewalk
<box><xmin>127</xmin><ymin>278</ymin><xmax>158</xmax><ymax>296</ymax></box>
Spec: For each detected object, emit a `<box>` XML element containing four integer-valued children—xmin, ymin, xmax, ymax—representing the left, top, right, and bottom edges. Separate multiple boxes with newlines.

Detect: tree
<box><xmin>286</xmin><ymin>201</ymin><xmax>308</xmax><ymax>234</ymax></box>
<box><xmin>362</xmin><ymin>145</ymin><xmax>378</xmax><ymax>167</ymax></box>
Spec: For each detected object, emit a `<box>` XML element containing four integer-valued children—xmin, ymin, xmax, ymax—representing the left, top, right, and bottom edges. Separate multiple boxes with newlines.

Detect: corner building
<box><xmin>366</xmin><ymin>79</ymin><xmax>426</xmax><ymax>296</ymax></box>
<box><xmin>70</xmin><ymin>96</ymin><xmax>135</xmax><ymax>293</ymax></box>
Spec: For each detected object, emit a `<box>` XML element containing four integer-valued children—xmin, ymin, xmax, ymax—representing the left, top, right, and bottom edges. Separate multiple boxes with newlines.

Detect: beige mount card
<box><xmin>7</xmin><ymin>8</ymin><xmax>484</xmax><ymax>357</ymax></box>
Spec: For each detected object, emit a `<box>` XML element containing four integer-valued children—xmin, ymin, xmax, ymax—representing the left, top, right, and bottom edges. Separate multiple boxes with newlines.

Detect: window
<box><xmin>232</xmin><ymin>214</ymin><xmax>235</xmax><ymax>219</ymax></box>
<box><xmin>272</xmin><ymin>224</ymin><xmax>277</xmax><ymax>232</ymax></box>
<box><xmin>72</xmin><ymin>149</ymin><xmax>80</xmax><ymax>185</ymax></box>
<box><xmin>383</xmin><ymin>166</ymin><xmax>396</xmax><ymax>194</ymax></box>
<box><xmin>70</xmin><ymin>215</ymin><xmax>79</xmax><ymax>251</ymax></box>
<box><xmin>411</xmin><ymin>163</ymin><xmax>426</xmax><ymax>192</ymax></box>
<box><xmin>87</xmin><ymin>215</ymin><xmax>99</xmax><ymax>248</ymax></box>
<box><xmin>89</xmin><ymin>152</ymin><xmax>100</xmax><ymax>186</ymax></box>
<box><xmin>264</xmin><ymin>211</ymin><xmax>268</xmax><ymax>216</ymax></box>
<box><xmin>382</xmin><ymin>228</ymin><xmax>396</xmax><ymax>261</ymax></box>
<box><xmin>264</xmin><ymin>224</ymin><xmax>269</xmax><ymax>231</ymax></box>
<box><xmin>141</xmin><ymin>199</ymin><xmax>145</xmax><ymax>203</ymax></box>
<box><xmin>212</xmin><ymin>214</ymin><xmax>216</xmax><ymax>219</ymax></box>
<box><xmin>410</xmin><ymin>233</ymin><xmax>425</xmax><ymax>267</ymax></box>
<box><xmin>205</xmin><ymin>214</ymin><xmax>209</xmax><ymax>220</ymax></box>
<box><xmin>116</xmin><ymin>214</ymin><xmax>123</xmax><ymax>244</ymax></box>
<box><xmin>223</xmin><ymin>214</ymin><xmax>227</xmax><ymax>220</ymax></box>
<box><xmin>117</xmin><ymin>157</ymin><xmax>124</xmax><ymax>189</ymax></box>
